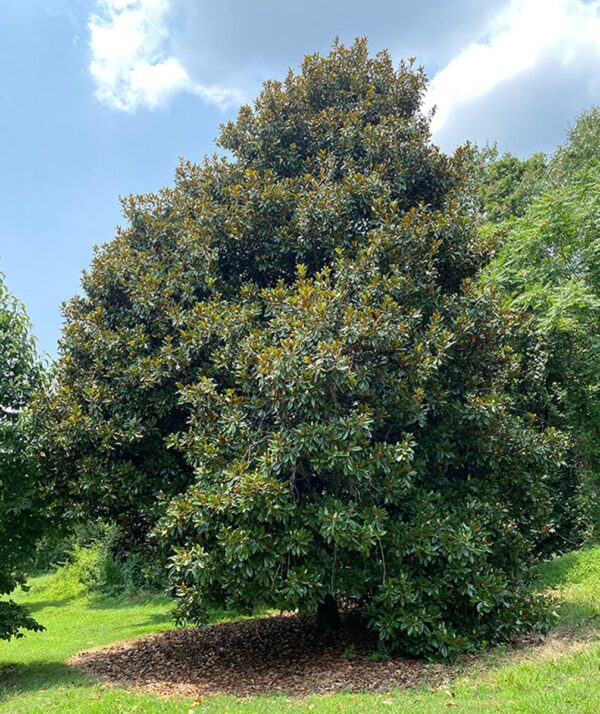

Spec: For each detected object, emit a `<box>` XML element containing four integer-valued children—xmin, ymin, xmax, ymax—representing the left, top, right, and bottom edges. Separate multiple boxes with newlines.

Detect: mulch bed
<box><xmin>70</xmin><ymin>610</ymin><xmax>460</xmax><ymax>698</ymax></box>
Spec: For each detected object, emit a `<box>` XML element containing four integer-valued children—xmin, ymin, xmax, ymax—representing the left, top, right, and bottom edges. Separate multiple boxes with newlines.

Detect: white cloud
<box><xmin>88</xmin><ymin>0</ymin><xmax>242</xmax><ymax>112</ymax></box>
<box><xmin>88</xmin><ymin>0</ymin><xmax>600</xmax><ymax>149</ymax></box>
<box><xmin>425</xmin><ymin>0</ymin><xmax>600</xmax><ymax>137</ymax></box>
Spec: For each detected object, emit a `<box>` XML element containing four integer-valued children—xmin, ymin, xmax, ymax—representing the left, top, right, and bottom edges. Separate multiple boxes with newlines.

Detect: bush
<box><xmin>44</xmin><ymin>525</ymin><xmax>166</xmax><ymax>599</ymax></box>
<box><xmin>28</xmin><ymin>521</ymin><xmax>106</xmax><ymax>576</ymax></box>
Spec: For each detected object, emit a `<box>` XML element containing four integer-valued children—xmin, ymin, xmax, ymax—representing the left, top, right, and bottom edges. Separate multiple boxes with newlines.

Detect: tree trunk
<box><xmin>317</xmin><ymin>594</ymin><xmax>340</xmax><ymax>632</ymax></box>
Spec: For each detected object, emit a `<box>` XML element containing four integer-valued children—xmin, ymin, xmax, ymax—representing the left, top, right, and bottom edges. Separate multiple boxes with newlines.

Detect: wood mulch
<box><xmin>69</xmin><ymin>610</ymin><xmax>555</xmax><ymax>699</ymax></box>
<box><xmin>69</xmin><ymin>610</ymin><xmax>458</xmax><ymax>698</ymax></box>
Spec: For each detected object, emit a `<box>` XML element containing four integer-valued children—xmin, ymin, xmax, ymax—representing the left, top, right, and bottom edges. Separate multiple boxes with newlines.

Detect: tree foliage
<box><xmin>483</xmin><ymin>108</ymin><xmax>600</xmax><ymax>545</ymax></box>
<box><xmin>39</xmin><ymin>40</ymin><xmax>563</xmax><ymax>658</ymax></box>
<box><xmin>477</xmin><ymin>146</ymin><xmax>547</xmax><ymax>224</ymax></box>
<box><xmin>548</xmin><ymin>107</ymin><xmax>600</xmax><ymax>186</ymax></box>
<box><xmin>0</xmin><ymin>273</ymin><xmax>45</xmax><ymax>640</ymax></box>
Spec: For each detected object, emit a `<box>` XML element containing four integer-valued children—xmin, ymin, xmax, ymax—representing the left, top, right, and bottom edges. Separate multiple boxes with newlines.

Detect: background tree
<box><xmin>0</xmin><ymin>272</ymin><xmax>45</xmax><ymax>640</ymax></box>
<box><xmin>483</xmin><ymin>107</ymin><xmax>600</xmax><ymax>547</ymax></box>
<box><xmin>548</xmin><ymin>107</ymin><xmax>600</xmax><ymax>186</ymax></box>
<box><xmin>476</xmin><ymin>146</ymin><xmax>547</xmax><ymax>224</ymax></box>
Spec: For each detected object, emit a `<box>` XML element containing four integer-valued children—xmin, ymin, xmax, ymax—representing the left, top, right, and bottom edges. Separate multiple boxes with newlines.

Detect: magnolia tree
<box><xmin>0</xmin><ymin>274</ymin><xmax>44</xmax><ymax>640</ymax></box>
<box><xmin>41</xmin><ymin>41</ymin><xmax>562</xmax><ymax>657</ymax></box>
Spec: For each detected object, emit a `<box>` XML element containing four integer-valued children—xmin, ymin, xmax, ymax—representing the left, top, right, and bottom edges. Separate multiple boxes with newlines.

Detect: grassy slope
<box><xmin>1</xmin><ymin>547</ymin><xmax>600</xmax><ymax>713</ymax></box>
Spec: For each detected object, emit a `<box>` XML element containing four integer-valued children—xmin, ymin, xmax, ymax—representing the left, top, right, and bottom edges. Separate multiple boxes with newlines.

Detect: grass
<box><xmin>1</xmin><ymin>547</ymin><xmax>600</xmax><ymax>713</ymax></box>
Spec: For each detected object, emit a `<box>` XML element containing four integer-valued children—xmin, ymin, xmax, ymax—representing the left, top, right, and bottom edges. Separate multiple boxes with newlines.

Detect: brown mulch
<box><xmin>69</xmin><ymin>611</ymin><xmax>458</xmax><ymax>698</ymax></box>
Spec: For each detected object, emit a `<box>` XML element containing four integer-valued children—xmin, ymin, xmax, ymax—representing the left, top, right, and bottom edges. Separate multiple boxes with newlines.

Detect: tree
<box><xmin>475</xmin><ymin>108</ymin><xmax>600</xmax><ymax>227</ymax></box>
<box><xmin>548</xmin><ymin>107</ymin><xmax>600</xmax><ymax>186</ymax></box>
<box><xmin>0</xmin><ymin>273</ymin><xmax>45</xmax><ymax>640</ymax></box>
<box><xmin>475</xmin><ymin>145</ymin><xmax>547</xmax><ymax>224</ymax></box>
<box><xmin>41</xmin><ymin>40</ymin><xmax>561</xmax><ymax>658</ymax></box>
<box><xmin>483</xmin><ymin>108</ymin><xmax>600</xmax><ymax>547</ymax></box>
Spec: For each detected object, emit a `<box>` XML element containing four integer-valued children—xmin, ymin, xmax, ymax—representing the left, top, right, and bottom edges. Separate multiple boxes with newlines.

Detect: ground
<box><xmin>1</xmin><ymin>546</ymin><xmax>600</xmax><ymax>712</ymax></box>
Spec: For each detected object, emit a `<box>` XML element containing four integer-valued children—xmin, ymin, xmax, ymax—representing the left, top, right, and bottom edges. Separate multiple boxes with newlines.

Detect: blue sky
<box><xmin>1</xmin><ymin>0</ymin><xmax>599</xmax><ymax>358</ymax></box>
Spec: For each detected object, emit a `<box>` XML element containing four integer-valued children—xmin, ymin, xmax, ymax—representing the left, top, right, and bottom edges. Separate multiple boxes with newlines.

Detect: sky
<box><xmin>1</xmin><ymin>0</ymin><xmax>599</xmax><ymax>358</ymax></box>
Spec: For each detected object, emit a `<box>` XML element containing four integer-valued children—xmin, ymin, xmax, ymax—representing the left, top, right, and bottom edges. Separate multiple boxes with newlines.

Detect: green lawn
<box><xmin>2</xmin><ymin>547</ymin><xmax>600</xmax><ymax>713</ymax></box>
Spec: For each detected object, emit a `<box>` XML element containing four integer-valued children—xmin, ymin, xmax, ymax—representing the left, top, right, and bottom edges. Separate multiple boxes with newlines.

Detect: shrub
<box><xmin>43</xmin><ymin>525</ymin><xmax>167</xmax><ymax>599</ymax></box>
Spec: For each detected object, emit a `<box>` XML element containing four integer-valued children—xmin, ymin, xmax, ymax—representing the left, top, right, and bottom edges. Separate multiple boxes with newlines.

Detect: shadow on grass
<box><xmin>26</xmin><ymin>598</ymin><xmax>74</xmax><ymax>614</ymax></box>
<box><xmin>0</xmin><ymin>660</ymin><xmax>85</xmax><ymax>701</ymax></box>
<box><xmin>83</xmin><ymin>596</ymin><xmax>248</xmax><ymax>627</ymax></box>
<box><xmin>85</xmin><ymin>594</ymin><xmax>169</xmax><ymax>612</ymax></box>
<box><xmin>127</xmin><ymin>612</ymin><xmax>174</xmax><ymax>627</ymax></box>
